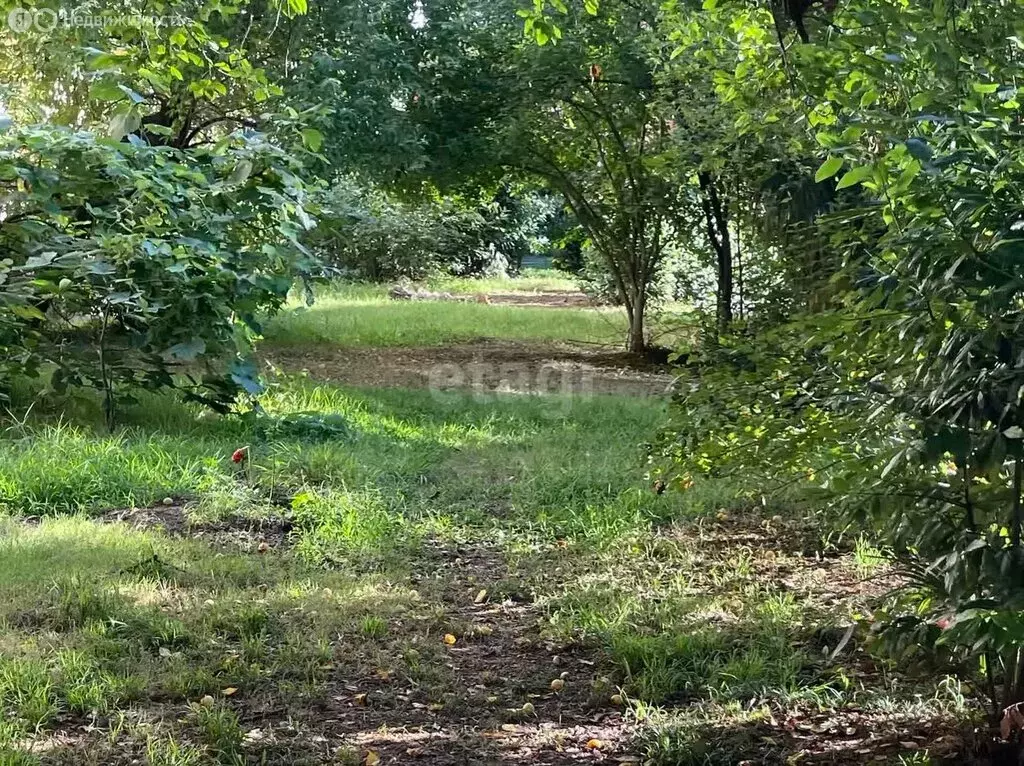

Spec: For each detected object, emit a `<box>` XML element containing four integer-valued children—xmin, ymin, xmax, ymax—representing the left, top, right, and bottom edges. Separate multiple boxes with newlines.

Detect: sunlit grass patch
<box><xmin>0</xmin><ymin>423</ymin><xmax>219</xmax><ymax>515</ymax></box>
<box><xmin>263</xmin><ymin>280</ymin><xmax>626</xmax><ymax>348</ymax></box>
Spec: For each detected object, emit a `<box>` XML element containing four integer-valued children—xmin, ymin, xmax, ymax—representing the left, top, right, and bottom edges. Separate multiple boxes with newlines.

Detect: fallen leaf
<box><xmin>443</xmin><ymin>633</ymin><xmax>457</xmax><ymax>645</ymax></box>
<box><xmin>586</xmin><ymin>738</ymin><xmax>603</xmax><ymax>750</ymax></box>
<box><xmin>222</xmin><ymin>687</ymin><xmax>238</xmax><ymax>696</ymax></box>
<box><xmin>365</xmin><ymin>751</ymin><xmax>380</xmax><ymax>766</ymax></box>
<box><xmin>474</xmin><ymin>589</ymin><xmax>488</xmax><ymax>604</ymax></box>
<box><xmin>354</xmin><ymin>693</ymin><xmax>368</xmax><ymax>706</ymax></box>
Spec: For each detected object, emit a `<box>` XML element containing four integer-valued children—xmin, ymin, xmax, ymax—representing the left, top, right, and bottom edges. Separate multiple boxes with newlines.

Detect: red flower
<box><xmin>231</xmin><ymin>447</ymin><xmax>248</xmax><ymax>464</ymax></box>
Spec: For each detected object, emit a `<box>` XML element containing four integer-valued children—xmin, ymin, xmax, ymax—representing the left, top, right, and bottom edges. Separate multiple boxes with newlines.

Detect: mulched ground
<box><xmin>263</xmin><ymin>339</ymin><xmax>676</xmax><ymax>397</ymax></box>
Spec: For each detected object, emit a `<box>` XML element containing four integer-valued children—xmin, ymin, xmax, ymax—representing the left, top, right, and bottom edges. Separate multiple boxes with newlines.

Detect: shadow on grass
<box><xmin>0</xmin><ymin>516</ymin><xmax>418</xmax><ymax>754</ymax></box>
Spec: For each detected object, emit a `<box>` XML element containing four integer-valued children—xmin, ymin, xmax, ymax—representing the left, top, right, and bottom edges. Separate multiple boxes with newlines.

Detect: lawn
<box><xmin>263</xmin><ymin>281</ymin><xmax>627</xmax><ymax>349</ymax></box>
<box><xmin>0</xmin><ymin>275</ymin><xmax>976</xmax><ymax>765</ymax></box>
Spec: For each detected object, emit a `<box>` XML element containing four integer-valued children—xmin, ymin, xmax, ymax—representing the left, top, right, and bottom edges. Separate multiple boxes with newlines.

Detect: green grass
<box><xmin>263</xmin><ymin>281</ymin><xmax>626</xmax><ymax>348</ymax></box>
<box><xmin>1</xmin><ymin>381</ymin><xmax>685</xmax><ymax>544</ymax></box>
<box><xmin>0</xmin><ymin>514</ymin><xmax>415</xmax><ymax>760</ymax></box>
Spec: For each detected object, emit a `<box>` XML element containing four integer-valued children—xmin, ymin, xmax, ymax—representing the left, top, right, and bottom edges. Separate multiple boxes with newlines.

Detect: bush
<box><xmin>310</xmin><ymin>180</ymin><xmax>558</xmax><ymax>282</ymax></box>
<box><xmin>0</xmin><ymin>125</ymin><xmax>316</xmax><ymax>421</ymax></box>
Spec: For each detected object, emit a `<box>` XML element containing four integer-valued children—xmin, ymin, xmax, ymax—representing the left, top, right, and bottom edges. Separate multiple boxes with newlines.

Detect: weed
<box><xmin>361</xmin><ymin>615</ymin><xmax>388</xmax><ymax>638</ymax></box>
<box><xmin>145</xmin><ymin>736</ymin><xmax>205</xmax><ymax>766</ymax></box>
<box><xmin>189</xmin><ymin>702</ymin><xmax>243</xmax><ymax>761</ymax></box>
<box><xmin>0</xmin><ymin>657</ymin><xmax>56</xmax><ymax>730</ymax></box>
<box><xmin>854</xmin><ymin>535</ymin><xmax>885</xmax><ymax>577</ymax></box>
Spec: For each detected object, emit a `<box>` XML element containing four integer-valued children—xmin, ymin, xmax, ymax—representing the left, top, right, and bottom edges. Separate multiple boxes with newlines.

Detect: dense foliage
<box><xmin>311</xmin><ymin>182</ymin><xmax>559</xmax><ymax>281</ymax></box>
<box><xmin>649</xmin><ymin>0</ymin><xmax>1024</xmax><ymax>724</ymax></box>
<box><xmin>0</xmin><ymin>0</ymin><xmax>323</xmax><ymax>419</ymax></box>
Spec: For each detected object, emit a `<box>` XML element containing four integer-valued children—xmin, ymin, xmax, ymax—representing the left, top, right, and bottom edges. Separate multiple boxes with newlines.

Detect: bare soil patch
<box><xmin>483</xmin><ymin>292</ymin><xmax>599</xmax><ymax>308</ymax></box>
<box><xmin>263</xmin><ymin>340</ymin><xmax>675</xmax><ymax>397</ymax></box>
<box><xmin>33</xmin><ymin>536</ymin><xmax>637</xmax><ymax>766</ymax></box>
<box><xmin>101</xmin><ymin>502</ymin><xmax>293</xmax><ymax>552</ymax></box>
<box><xmin>299</xmin><ymin>539</ymin><xmax>635</xmax><ymax>764</ymax></box>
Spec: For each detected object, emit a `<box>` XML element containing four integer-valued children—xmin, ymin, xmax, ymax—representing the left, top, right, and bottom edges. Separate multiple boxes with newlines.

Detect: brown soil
<box><xmin>296</xmin><ymin>539</ymin><xmax>636</xmax><ymax>764</ymax></box>
<box><xmin>39</xmin><ymin>527</ymin><xmax>637</xmax><ymax>765</ymax></box>
<box><xmin>101</xmin><ymin>502</ymin><xmax>293</xmax><ymax>552</ymax></box>
<box><xmin>262</xmin><ymin>340</ymin><xmax>675</xmax><ymax>398</ymax></box>
<box><xmin>482</xmin><ymin>292</ymin><xmax>600</xmax><ymax>309</ymax></box>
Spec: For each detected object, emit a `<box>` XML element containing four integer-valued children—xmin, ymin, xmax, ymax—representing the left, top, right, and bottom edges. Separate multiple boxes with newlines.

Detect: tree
<box><xmin>319</xmin><ymin>0</ymin><xmax>680</xmax><ymax>352</ymax></box>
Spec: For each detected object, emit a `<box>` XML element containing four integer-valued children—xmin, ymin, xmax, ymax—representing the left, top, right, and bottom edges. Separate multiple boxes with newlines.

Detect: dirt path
<box><xmin>263</xmin><ymin>340</ymin><xmax>675</xmax><ymax>398</ymax></box>
<box><xmin>483</xmin><ymin>292</ymin><xmax>598</xmax><ymax>309</ymax></box>
<box><xmin>305</xmin><ymin>540</ymin><xmax>635</xmax><ymax>764</ymax></box>
<box><xmin>91</xmin><ymin>506</ymin><xmax>637</xmax><ymax>764</ymax></box>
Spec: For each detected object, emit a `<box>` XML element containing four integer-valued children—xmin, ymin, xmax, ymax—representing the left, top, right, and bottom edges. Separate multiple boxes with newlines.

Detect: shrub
<box><xmin>0</xmin><ymin>125</ymin><xmax>316</xmax><ymax>422</ymax></box>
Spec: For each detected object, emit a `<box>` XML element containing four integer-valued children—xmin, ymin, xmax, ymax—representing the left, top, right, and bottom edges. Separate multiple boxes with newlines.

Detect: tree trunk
<box><xmin>699</xmin><ymin>172</ymin><xmax>733</xmax><ymax>336</ymax></box>
<box><xmin>627</xmin><ymin>288</ymin><xmax>647</xmax><ymax>353</ymax></box>
<box><xmin>717</xmin><ymin>239</ymin><xmax>733</xmax><ymax>334</ymax></box>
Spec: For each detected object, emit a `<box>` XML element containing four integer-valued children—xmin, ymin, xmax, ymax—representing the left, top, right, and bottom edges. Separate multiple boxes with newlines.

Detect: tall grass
<box><xmin>0</xmin><ymin>379</ymin><xmax>685</xmax><ymax>546</ymax></box>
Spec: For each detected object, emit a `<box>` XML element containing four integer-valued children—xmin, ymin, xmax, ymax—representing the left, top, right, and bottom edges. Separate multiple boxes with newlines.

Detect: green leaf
<box><xmin>836</xmin><ymin>165</ymin><xmax>874</xmax><ymax>190</ymax></box>
<box><xmin>815</xmin><ymin>156</ymin><xmax>844</xmax><ymax>183</ymax></box>
<box><xmin>89</xmin><ymin>81</ymin><xmax>125</xmax><ymax>102</ymax></box>
<box><xmin>301</xmin><ymin>128</ymin><xmax>324</xmax><ymax>152</ymax></box>
<box><xmin>584</xmin><ymin>0</ymin><xmax>599</xmax><ymax>14</ymax></box>
<box><xmin>108</xmin><ymin>108</ymin><xmax>140</xmax><ymax>140</ymax></box>
<box><xmin>859</xmin><ymin>88</ymin><xmax>879</xmax><ymax>108</ymax></box>
<box><xmin>972</xmin><ymin>82</ymin><xmax>999</xmax><ymax>94</ymax></box>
